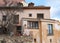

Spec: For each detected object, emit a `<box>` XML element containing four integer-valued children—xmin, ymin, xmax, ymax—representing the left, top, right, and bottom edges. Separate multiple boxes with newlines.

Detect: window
<box><xmin>37</xmin><ymin>13</ymin><xmax>44</xmax><ymax>19</ymax></box>
<box><xmin>28</xmin><ymin>21</ymin><xmax>38</xmax><ymax>29</ymax></box>
<box><xmin>13</xmin><ymin>15</ymin><xmax>19</xmax><ymax>24</ymax></box>
<box><xmin>16</xmin><ymin>26</ymin><xmax>22</xmax><ymax>35</ymax></box>
<box><xmin>3</xmin><ymin>15</ymin><xmax>6</xmax><ymax>21</ymax></box>
<box><xmin>17</xmin><ymin>26</ymin><xmax>22</xmax><ymax>30</ymax></box>
<box><xmin>29</xmin><ymin>14</ymin><xmax>32</xmax><ymax>17</ymax></box>
<box><xmin>48</xmin><ymin>24</ymin><xmax>53</xmax><ymax>35</ymax></box>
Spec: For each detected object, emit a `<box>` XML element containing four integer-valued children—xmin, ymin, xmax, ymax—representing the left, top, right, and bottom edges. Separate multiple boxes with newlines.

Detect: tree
<box><xmin>0</xmin><ymin>0</ymin><xmax>33</xmax><ymax>43</ymax></box>
<box><xmin>3</xmin><ymin>0</ymin><xmax>13</xmax><ymax>6</ymax></box>
<box><xmin>0</xmin><ymin>9</ymin><xmax>18</xmax><ymax>35</ymax></box>
<box><xmin>0</xmin><ymin>9</ymin><xmax>33</xmax><ymax>43</ymax></box>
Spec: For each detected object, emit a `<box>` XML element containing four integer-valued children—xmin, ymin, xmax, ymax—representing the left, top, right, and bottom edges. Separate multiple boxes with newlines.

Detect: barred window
<box><xmin>48</xmin><ymin>24</ymin><xmax>53</xmax><ymax>35</ymax></box>
<box><xmin>28</xmin><ymin>21</ymin><xmax>38</xmax><ymax>29</ymax></box>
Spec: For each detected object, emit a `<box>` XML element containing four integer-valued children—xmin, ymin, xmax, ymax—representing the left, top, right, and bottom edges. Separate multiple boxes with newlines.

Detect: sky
<box><xmin>26</xmin><ymin>0</ymin><xmax>60</xmax><ymax>20</ymax></box>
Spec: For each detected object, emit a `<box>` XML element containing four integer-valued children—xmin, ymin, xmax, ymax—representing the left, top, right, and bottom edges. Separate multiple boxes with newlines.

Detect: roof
<box><xmin>0</xmin><ymin>6</ymin><xmax>50</xmax><ymax>9</ymax></box>
<box><xmin>23</xmin><ymin>6</ymin><xmax>50</xmax><ymax>9</ymax></box>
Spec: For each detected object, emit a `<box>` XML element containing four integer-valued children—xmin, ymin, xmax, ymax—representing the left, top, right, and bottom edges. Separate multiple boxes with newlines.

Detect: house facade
<box><xmin>0</xmin><ymin>0</ymin><xmax>60</xmax><ymax>43</ymax></box>
<box><xmin>21</xmin><ymin>6</ymin><xmax>60</xmax><ymax>43</ymax></box>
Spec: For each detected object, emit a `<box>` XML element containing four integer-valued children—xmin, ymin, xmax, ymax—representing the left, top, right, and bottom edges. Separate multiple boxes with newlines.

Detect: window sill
<box><xmin>47</xmin><ymin>34</ymin><xmax>54</xmax><ymax>36</ymax></box>
<box><xmin>28</xmin><ymin>28</ymin><xmax>39</xmax><ymax>29</ymax></box>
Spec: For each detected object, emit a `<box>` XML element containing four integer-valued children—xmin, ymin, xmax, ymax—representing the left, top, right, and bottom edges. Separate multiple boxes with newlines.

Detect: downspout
<box><xmin>39</xmin><ymin>20</ymin><xmax>42</xmax><ymax>43</ymax></box>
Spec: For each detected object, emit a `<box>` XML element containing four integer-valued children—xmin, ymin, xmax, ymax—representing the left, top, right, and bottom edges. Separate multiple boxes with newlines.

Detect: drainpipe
<box><xmin>39</xmin><ymin>20</ymin><xmax>42</xmax><ymax>43</ymax></box>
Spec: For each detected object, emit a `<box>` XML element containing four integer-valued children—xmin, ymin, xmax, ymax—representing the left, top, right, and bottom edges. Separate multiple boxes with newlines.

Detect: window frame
<box><xmin>29</xmin><ymin>13</ymin><xmax>32</xmax><ymax>17</ymax></box>
<box><xmin>37</xmin><ymin>13</ymin><xmax>44</xmax><ymax>19</ymax></box>
<box><xmin>28</xmin><ymin>21</ymin><xmax>39</xmax><ymax>29</ymax></box>
<box><xmin>47</xmin><ymin>24</ymin><xmax>54</xmax><ymax>35</ymax></box>
<box><xmin>13</xmin><ymin>15</ymin><xmax>19</xmax><ymax>24</ymax></box>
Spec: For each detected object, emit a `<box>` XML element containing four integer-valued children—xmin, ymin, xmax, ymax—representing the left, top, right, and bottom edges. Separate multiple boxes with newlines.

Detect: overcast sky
<box><xmin>26</xmin><ymin>0</ymin><xmax>60</xmax><ymax>20</ymax></box>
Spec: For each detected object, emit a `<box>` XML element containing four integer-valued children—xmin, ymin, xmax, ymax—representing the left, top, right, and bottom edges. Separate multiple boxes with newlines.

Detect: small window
<box><xmin>17</xmin><ymin>26</ymin><xmax>21</xmax><ymax>30</ymax></box>
<box><xmin>29</xmin><ymin>14</ymin><xmax>32</xmax><ymax>17</ymax></box>
<box><xmin>3</xmin><ymin>15</ymin><xmax>6</xmax><ymax>21</ymax></box>
<box><xmin>13</xmin><ymin>15</ymin><xmax>19</xmax><ymax>24</ymax></box>
<box><xmin>37</xmin><ymin>13</ymin><xmax>44</xmax><ymax>19</ymax></box>
<box><xmin>16</xmin><ymin>26</ymin><xmax>22</xmax><ymax>35</ymax></box>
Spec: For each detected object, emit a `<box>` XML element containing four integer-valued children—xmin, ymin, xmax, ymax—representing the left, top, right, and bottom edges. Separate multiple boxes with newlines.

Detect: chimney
<box><xmin>28</xmin><ymin>2</ymin><xmax>34</xmax><ymax>7</ymax></box>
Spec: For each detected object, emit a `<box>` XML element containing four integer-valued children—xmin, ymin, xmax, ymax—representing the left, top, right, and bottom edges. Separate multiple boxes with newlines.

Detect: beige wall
<box><xmin>40</xmin><ymin>20</ymin><xmax>60</xmax><ymax>43</ymax></box>
<box><xmin>22</xmin><ymin>19</ymin><xmax>60</xmax><ymax>43</ymax></box>
<box><xmin>22</xmin><ymin>19</ymin><xmax>40</xmax><ymax>43</ymax></box>
<box><xmin>18</xmin><ymin>9</ymin><xmax>50</xmax><ymax>25</ymax></box>
<box><xmin>19</xmin><ymin>9</ymin><xmax>50</xmax><ymax>20</ymax></box>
